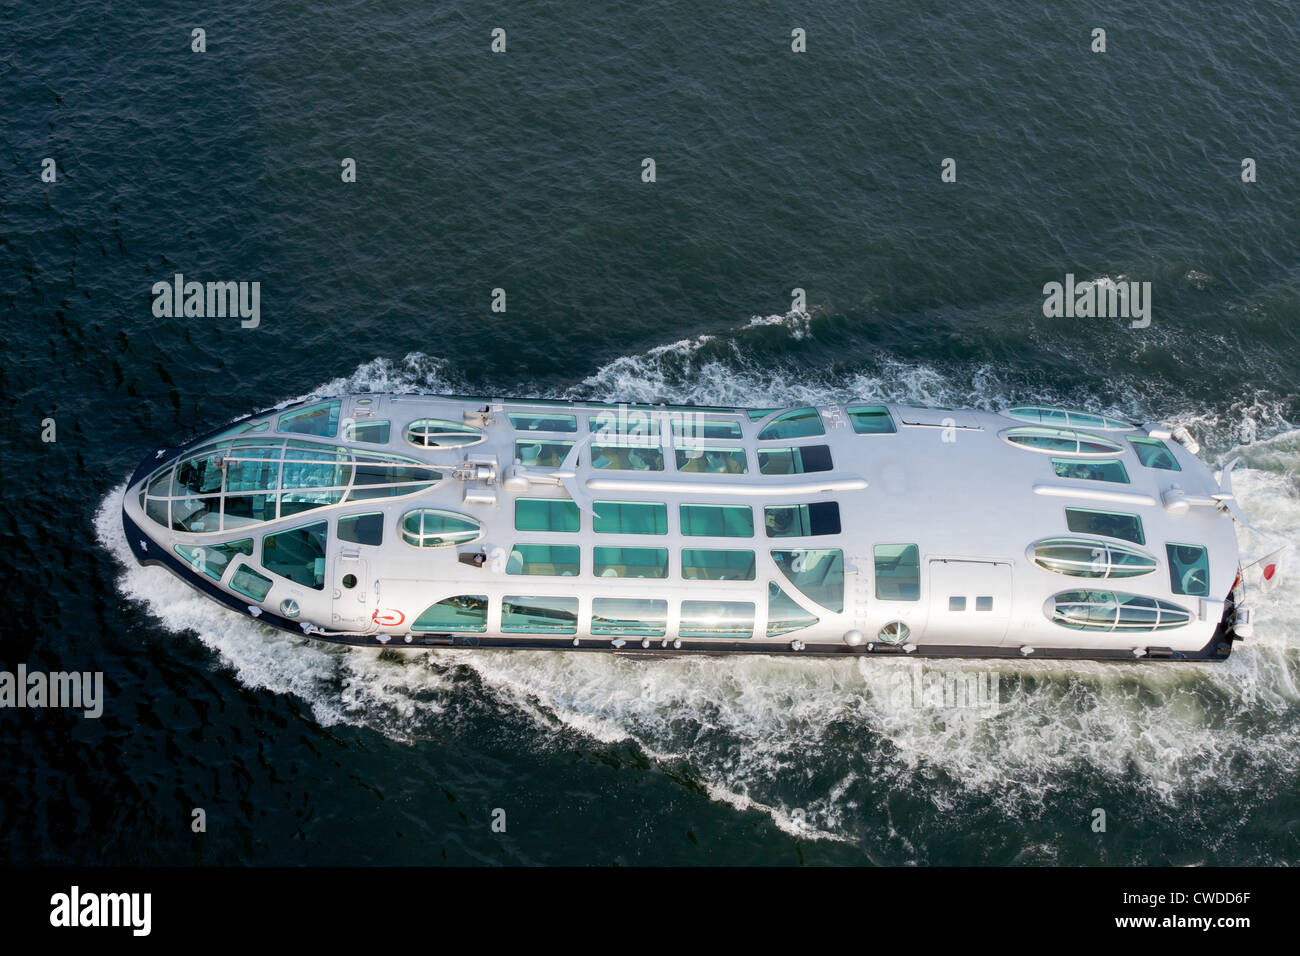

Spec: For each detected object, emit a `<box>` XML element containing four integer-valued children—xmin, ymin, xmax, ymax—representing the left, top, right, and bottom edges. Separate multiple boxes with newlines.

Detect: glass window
<box><xmin>400</xmin><ymin>509</ymin><xmax>482</xmax><ymax>548</ymax></box>
<box><xmin>1051</xmin><ymin>458</ymin><xmax>1130</xmax><ymax>483</ymax></box>
<box><xmin>949</xmin><ymin>596</ymin><xmax>966</xmax><ymax>611</ymax></box>
<box><xmin>976</xmin><ymin>596</ymin><xmax>994</xmax><ymax>611</ymax></box>
<box><xmin>1007</xmin><ymin>406</ymin><xmax>1133</xmax><ymax>430</ymax></box>
<box><xmin>1130</xmin><ymin>437</ymin><xmax>1181</xmax><ymax>471</ymax></box>
<box><xmin>591</xmin><ymin>598</ymin><xmax>668</xmax><ymax>637</ymax></box>
<box><xmin>338</xmin><ymin>512</ymin><xmax>384</xmax><ymax>546</ymax></box>
<box><xmin>1167</xmin><ymin>543</ymin><xmax>1210</xmax><ymax>596</ymax></box>
<box><xmin>279</xmin><ymin>441</ymin><xmax>351</xmax><ymax>517</ymax></box>
<box><xmin>757</xmin><ymin>407</ymin><xmax>825</xmax><ymax>440</ymax></box>
<box><xmin>874</xmin><ymin>544</ymin><xmax>920</xmax><ymax>601</ymax></box>
<box><xmin>413</xmin><ymin>595</ymin><xmax>487</xmax><ymax>633</ymax></box>
<box><xmin>514</xmin><ymin>498</ymin><xmax>581</xmax><ymax>533</ymax></box>
<box><xmin>766</xmin><ymin>582</ymin><xmax>819</xmax><ymax>637</ymax></box>
<box><xmin>230</xmin><ymin>564</ymin><xmax>273</xmax><ymax>601</ymax></box>
<box><xmin>593</xmin><ymin>501</ymin><xmax>667</xmax><ymax>535</ymax></box>
<box><xmin>846</xmin><ymin>404</ymin><xmax>897</xmax><ymax>434</ymax></box>
<box><xmin>514</xmin><ymin>440</ymin><xmax>574</xmax><ymax>467</ymax></box>
<box><xmin>171</xmin><ymin>496</ymin><xmax>220</xmax><ymax>533</ymax></box>
<box><xmin>507</xmin><ymin>544</ymin><xmax>581</xmax><ymax>576</ymax></box>
<box><xmin>679</xmin><ymin>601</ymin><xmax>755</xmax><ymax>638</ymax></box>
<box><xmin>772</xmin><ymin>549</ymin><xmax>845</xmax><ymax>612</ymax></box>
<box><xmin>764</xmin><ymin>502</ymin><xmax>841</xmax><ymax>537</ymax></box>
<box><xmin>588</xmin><ymin>408</ymin><xmax>659</xmax><ymax>442</ymax></box>
<box><xmin>1031</xmin><ymin>537</ymin><xmax>1156</xmax><ymax>578</ymax></box>
<box><xmin>174</xmin><ymin>446</ymin><xmax>228</xmax><ymax>496</ymax></box>
<box><xmin>1003</xmin><ymin>427</ymin><xmax>1124</xmax><ymax>456</ymax></box>
<box><xmin>406</xmin><ymin>419</ymin><xmax>483</xmax><ymax>448</ymax></box>
<box><xmin>671</xmin><ymin>417</ymin><xmax>743</xmax><ymax>441</ymax></box>
<box><xmin>502</xmin><ymin>595</ymin><xmax>579</xmax><ymax>634</ymax></box>
<box><xmin>676</xmin><ymin>446</ymin><xmax>748</xmax><ymax>474</ymax></box>
<box><xmin>263</xmin><ymin>521</ymin><xmax>328</xmax><ymax>589</ymax></box>
<box><xmin>508</xmin><ymin>412</ymin><xmax>578</xmax><ymax>433</ymax></box>
<box><xmin>174</xmin><ymin>539</ymin><xmax>253</xmax><ymax>581</ymax></box>
<box><xmin>145</xmin><ymin>496</ymin><xmax>170</xmax><ymax>527</ymax></box>
<box><xmin>681</xmin><ymin>549</ymin><xmax>756</xmax><ymax>581</ymax></box>
<box><xmin>757</xmin><ymin>445</ymin><xmax>833</xmax><ymax>475</ymax></box>
<box><xmin>593</xmin><ymin>546</ymin><xmax>668</xmax><ymax>578</ymax></box>
<box><xmin>747</xmin><ymin>408</ymin><xmax>780</xmax><ymax>422</ymax></box>
<box><xmin>1049</xmin><ymin>591</ymin><xmax>1191</xmax><ymax>631</ymax></box>
<box><xmin>346</xmin><ymin>453</ymin><xmax>441</xmax><ymax>501</ymax></box>
<box><xmin>680</xmin><ymin>503</ymin><xmax>754</xmax><ymax>537</ymax></box>
<box><xmin>277</xmin><ymin>401</ymin><xmax>341</xmax><ymax>438</ymax></box>
<box><xmin>344</xmin><ymin>420</ymin><xmax>391</xmax><ymax>443</ymax></box>
<box><xmin>1065</xmin><ymin>508</ymin><xmax>1145</xmax><ymax>545</ymax></box>
<box><xmin>591</xmin><ymin>444</ymin><xmax>664</xmax><ymax>471</ymax></box>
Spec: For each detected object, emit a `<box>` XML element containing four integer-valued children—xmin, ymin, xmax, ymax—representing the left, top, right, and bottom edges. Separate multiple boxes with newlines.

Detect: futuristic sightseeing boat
<box><xmin>122</xmin><ymin>394</ymin><xmax>1258</xmax><ymax>661</ymax></box>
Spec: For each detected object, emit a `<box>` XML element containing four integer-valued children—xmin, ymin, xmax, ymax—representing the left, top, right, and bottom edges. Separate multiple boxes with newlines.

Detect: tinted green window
<box><xmin>338</xmin><ymin>513</ymin><xmax>384</xmax><ymax>546</ymax></box>
<box><xmin>1065</xmin><ymin>508</ymin><xmax>1145</xmax><ymax>545</ymax></box>
<box><xmin>263</xmin><ymin>521</ymin><xmax>328</xmax><ymax>589</ymax></box>
<box><xmin>766</xmin><ymin>582</ymin><xmax>819</xmax><ymax>636</ymax></box>
<box><xmin>502</xmin><ymin>596</ymin><xmax>579</xmax><ymax>634</ymax></box>
<box><xmin>591</xmin><ymin>444</ymin><xmax>664</xmax><ymax>471</ymax></box>
<box><xmin>171</xmin><ymin>496</ymin><xmax>220</xmax><ymax>533</ymax></box>
<box><xmin>676</xmin><ymin>446</ymin><xmax>748</xmax><ymax>473</ymax></box>
<box><xmin>591</xmin><ymin>598</ymin><xmax>667</xmax><ymax>637</ymax></box>
<box><xmin>1004</xmin><ymin>427</ymin><xmax>1124</xmax><ymax>455</ymax></box>
<box><xmin>413</xmin><ymin>595</ymin><xmax>487</xmax><ymax>633</ymax></box>
<box><xmin>509</xmin><ymin>412</ymin><xmax>578</xmax><ymax>433</ymax></box>
<box><xmin>764</xmin><ymin>502</ymin><xmax>841</xmax><ymax>537</ymax></box>
<box><xmin>515</xmin><ymin>497</ymin><xmax>581</xmax><ymax>532</ymax></box>
<box><xmin>758</xmin><ymin>445</ymin><xmax>833</xmax><ymax>475</ymax></box>
<box><xmin>507</xmin><ymin>544</ymin><xmax>581</xmax><ymax>576</ymax></box>
<box><xmin>1031</xmin><ymin>537</ymin><xmax>1156</xmax><ymax>578</ymax></box>
<box><xmin>174</xmin><ymin>539</ymin><xmax>253</xmax><ymax>581</ymax></box>
<box><xmin>671</xmin><ymin>418</ymin><xmax>743</xmax><ymax>440</ymax></box>
<box><xmin>593</xmin><ymin>546</ymin><xmax>669</xmax><ymax>578</ymax></box>
<box><xmin>230</xmin><ymin>564</ymin><xmax>273</xmax><ymax>601</ymax></box>
<box><xmin>277</xmin><ymin>401</ymin><xmax>341</xmax><ymax>437</ymax></box>
<box><xmin>1051</xmin><ymin>458</ymin><xmax>1130</xmax><ymax>483</ymax></box>
<box><xmin>757</xmin><ymin>407</ymin><xmax>825</xmax><ymax>440</ymax></box>
<box><xmin>772</xmin><ymin>549</ymin><xmax>844</xmax><ymax>612</ymax></box>
<box><xmin>1130</xmin><ymin>437</ymin><xmax>1181</xmax><ymax>471</ymax></box>
<box><xmin>1049</xmin><ymin>591</ymin><xmax>1191</xmax><ymax>631</ymax></box>
<box><xmin>680</xmin><ymin>504</ymin><xmax>753</xmax><ymax>537</ymax></box>
<box><xmin>846</xmin><ymin>405</ymin><xmax>897</xmax><ymax>434</ymax></box>
<box><xmin>515</xmin><ymin>440</ymin><xmax>574</xmax><ymax>467</ymax></box>
<box><xmin>1167</xmin><ymin>543</ymin><xmax>1210</xmax><ymax>596</ymax></box>
<box><xmin>679</xmin><ymin>601</ymin><xmax>755</xmax><ymax>638</ymax></box>
<box><xmin>874</xmin><ymin>544</ymin><xmax>920</xmax><ymax>601</ymax></box>
<box><xmin>587</xmin><ymin>409</ymin><xmax>659</xmax><ymax>442</ymax></box>
<box><xmin>1008</xmin><ymin>407</ymin><xmax>1133</xmax><ymax>430</ymax></box>
<box><xmin>406</xmin><ymin>419</ymin><xmax>482</xmax><ymax>448</ymax></box>
<box><xmin>681</xmin><ymin>549</ymin><xmax>756</xmax><ymax>581</ymax></box>
<box><xmin>593</xmin><ymin>501</ymin><xmax>667</xmax><ymax>535</ymax></box>
<box><xmin>279</xmin><ymin>441</ymin><xmax>351</xmax><ymax>517</ymax></box>
<box><xmin>344</xmin><ymin>420</ymin><xmax>391</xmax><ymax>443</ymax></box>
<box><xmin>346</xmin><ymin>453</ymin><xmax>441</xmax><ymax>501</ymax></box>
<box><xmin>401</xmin><ymin>509</ymin><xmax>482</xmax><ymax>548</ymax></box>
<box><xmin>747</xmin><ymin>408</ymin><xmax>780</xmax><ymax>422</ymax></box>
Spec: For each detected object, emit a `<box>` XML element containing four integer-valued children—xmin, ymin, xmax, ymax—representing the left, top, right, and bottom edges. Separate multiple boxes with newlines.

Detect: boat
<box><xmin>121</xmin><ymin>394</ymin><xmax>1258</xmax><ymax>661</ymax></box>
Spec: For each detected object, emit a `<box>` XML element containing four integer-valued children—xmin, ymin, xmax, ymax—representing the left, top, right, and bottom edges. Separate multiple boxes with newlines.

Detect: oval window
<box><xmin>1029</xmin><ymin>537</ymin><xmax>1157</xmax><ymax>579</ymax></box>
<box><xmin>1004</xmin><ymin>406</ymin><xmax>1133</xmax><ymax>431</ymax></box>
<box><xmin>405</xmin><ymin>419</ymin><xmax>483</xmax><ymax>448</ymax></box>
<box><xmin>1001</xmin><ymin>427</ymin><xmax>1124</xmax><ymax>457</ymax></box>
<box><xmin>400</xmin><ymin>509</ymin><xmax>482</xmax><ymax>548</ymax></box>
<box><xmin>1047</xmin><ymin>591</ymin><xmax>1191</xmax><ymax>632</ymax></box>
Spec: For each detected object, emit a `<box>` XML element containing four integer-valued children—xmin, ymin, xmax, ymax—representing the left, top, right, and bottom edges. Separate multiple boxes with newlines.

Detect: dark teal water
<box><xmin>2</xmin><ymin>1</ymin><xmax>1298</xmax><ymax>864</ymax></box>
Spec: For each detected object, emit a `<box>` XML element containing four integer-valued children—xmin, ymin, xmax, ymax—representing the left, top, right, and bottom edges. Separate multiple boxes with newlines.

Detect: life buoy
<box><xmin>372</xmin><ymin>608</ymin><xmax>406</xmax><ymax>627</ymax></box>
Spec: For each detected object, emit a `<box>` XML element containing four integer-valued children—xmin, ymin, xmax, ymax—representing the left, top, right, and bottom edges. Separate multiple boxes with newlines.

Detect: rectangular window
<box><xmin>679</xmin><ymin>601</ymin><xmax>756</xmax><ymax>639</ymax></box>
<box><xmin>514</xmin><ymin>497</ymin><xmax>581</xmax><ymax>533</ymax></box>
<box><xmin>501</xmin><ymin>595</ymin><xmax>579</xmax><ymax>634</ymax></box>
<box><xmin>1065</xmin><ymin>508</ymin><xmax>1145</xmax><ymax>545</ymax></box>
<box><xmin>591</xmin><ymin>444</ymin><xmax>665</xmax><ymax>471</ymax></box>
<box><xmin>263</xmin><ymin>521</ymin><xmax>328</xmax><ymax>589</ymax></box>
<box><xmin>1130</xmin><ymin>437</ymin><xmax>1181</xmax><ymax>471</ymax></box>
<box><xmin>675</xmin><ymin>446</ymin><xmax>748</xmax><ymax>474</ymax></box>
<box><xmin>507</xmin><ymin>544</ymin><xmax>581</xmax><ymax>576</ymax></box>
<box><xmin>671</xmin><ymin>418</ymin><xmax>743</xmax><ymax>441</ymax></box>
<box><xmin>515</xmin><ymin>440</ymin><xmax>574</xmax><ymax>468</ymax></box>
<box><xmin>591</xmin><ymin>598</ymin><xmax>667</xmax><ymax>637</ymax></box>
<box><xmin>847</xmin><ymin>404</ymin><xmax>897</xmax><ymax>434</ymax></box>
<box><xmin>588</xmin><ymin>409</ymin><xmax>659</xmax><ymax>442</ymax></box>
<box><xmin>764</xmin><ymin>502</ymin><xmax>841</xmax><ymax>537</ymax></box>
<box><xmin>230</xmin><ymin>564</ymin><xmax>273</xmax><ymax>601</ymax></box>
<box><xmin>593</xmin><ymin>546</ymin><xmax>669</xmax><ymax>578</ymax></box>
<box><xmin>949</xmin><ymin>596</ymin><xmax>966</xmax><ymax>611</ymax></box>
<box><xmin>758</xmin><ymin>445</ymin><xmax>833</xmax><ymax>475</ymax></box>
<box><xmin>975</xmin><ymin>596</ymin><xmax>993</xmax><ymax>611</ymax></box>
<box><xmin>1051</xmin><ymin>458</ymin><xmax>1130</xmax><ymax>483</ymax></box>
<box><xmin>344</xmin><ymin>420</ymin><xmax>391</xmax><ymax>444</ymax></box>
<box><xmin>680</xmin><ymin>504</ymin><xmax>754</xmax><ymax>538</ymax></box>
<box><xmin>338</xmin><ymin>512</ymin><xmax>384</xmax><ymax>546</ymax></box>
<box><xmin>593</xmin><ymin>501</ymin><xmax>667</xmax><ymax>535</ymax></box>
<box><xmin>508</xmin><ymin>412</ymin><xmax>577</xmax><ymax>433</ymax></box>
<box><xmin>874</xmin><ymin>544</ymin><xmax>920</xmax><ymax>601</ymax></box>
<box><xmin>1166</xmin><ymin>543</ymin><xmax>1210</xmax><ymax>596</ymax></box>
<box><xmin>772</xmin><ymin>549</ymin><xmax>845</xmax><ymax>612</ymax></box>
<box><xmin>175</xmin><ymin>539</ymin><xmax>253</xmax><ymax>581</ymax></box>
<box><xmin>681</xmin><ymin>549</ymin><xmax>756</xmax><ymax>581</ymax></box>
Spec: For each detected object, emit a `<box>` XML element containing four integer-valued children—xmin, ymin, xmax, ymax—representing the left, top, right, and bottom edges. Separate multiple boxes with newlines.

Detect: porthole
<box><xmin>878</xmin><ymin>621</ymin><xmax>911</xmax><ymax>644</ymax></box>
<box><xmin>342</xmin><ymin>574</ymin><xmax>357</xmax><ymax>589</ymax></box>
<box><xmin>279</xmin><ymin>598</ymin><xmax>301</xmax><ymax>619</ymax></box>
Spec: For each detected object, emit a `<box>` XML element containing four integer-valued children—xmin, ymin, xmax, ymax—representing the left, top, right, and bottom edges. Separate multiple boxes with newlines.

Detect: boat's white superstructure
<box><xmin>123</xmin><ymin>394</ymin><xmax>1250</xmax><ymax>661</ymax></box>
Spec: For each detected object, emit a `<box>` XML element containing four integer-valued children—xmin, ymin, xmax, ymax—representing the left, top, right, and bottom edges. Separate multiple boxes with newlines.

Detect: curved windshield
<box><xmin>757</xmin><ymin>407</ymin><xmax>825</xmax><ymax>440</ymax></box>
